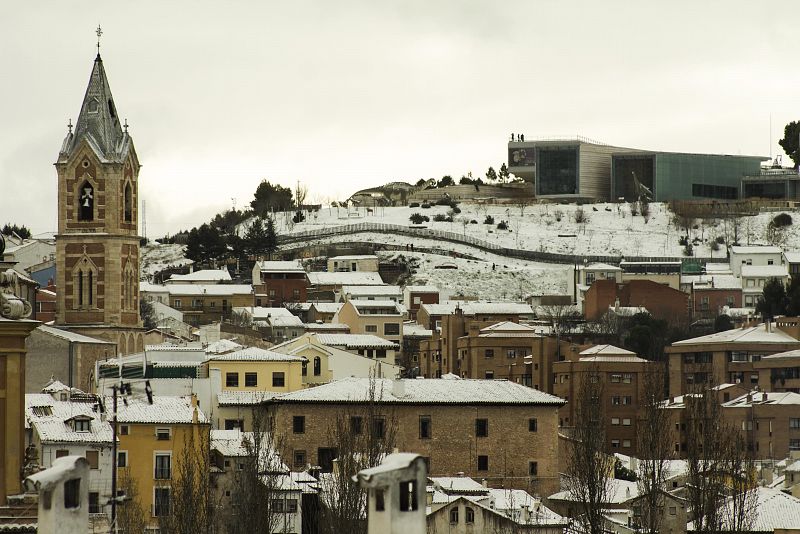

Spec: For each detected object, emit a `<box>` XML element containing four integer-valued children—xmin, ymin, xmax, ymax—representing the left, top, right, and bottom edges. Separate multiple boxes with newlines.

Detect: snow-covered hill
<box><xmin>141</xmin><ymin>243</ymin><xmax>192</xmax><ymax>280</ymax></box>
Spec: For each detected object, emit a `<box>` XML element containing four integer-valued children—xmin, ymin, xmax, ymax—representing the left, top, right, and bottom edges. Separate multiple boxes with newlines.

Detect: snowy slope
<box><xmin>140</xmin><ymin>243</ymin><xmax>193</xmax><ymax>280</ymax></box>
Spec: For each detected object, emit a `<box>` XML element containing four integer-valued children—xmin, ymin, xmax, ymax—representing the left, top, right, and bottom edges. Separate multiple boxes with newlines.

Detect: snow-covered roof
<box><xmin>405</xmin><ymin>285</ymin><xmax>439</xmax><ymax>293</ymax></box>
<box><xmin>35</xmin><ymin>325</ymin><xmax>115</xmax><ymax>344</ymax></box>
<box><xmin>705</xmin><ymin>262</ymin><xmax>733</xmax><ymax>273</ymax></box>
<box><xmin>741</xmin><ymin>264</ymin><xmax>789</xmax><ymax>278</ymax></box>
<box><xmin>41</xmin><ymin>379</ymin><xmax>80</xmax><ymax>394</ymax></box>
<box><xmin>111</xmin><ymin>396</ymin><xmax>209</xmax><ymax>424</ymax></box>
<box><xmin>403</xmin><ymin>322</ymin><xmax>433</xmax><ymax>337</ymax></box>
<box><xmin>26</xmin><ymin>394</ymin><xmax>113</xmax><ymax>444</ymax></box>
<box><xmin>549</xmin><ymin>478</ymin><xmax>638</xmax><ymax>504</ymax></box>
<box><xmin>723</xmin><ymin>390</ymin><xmax>800</xmax><ymax>407</ymax></box>
<box><xmin>217</xmin><ymin>390</ymin><xmax>279</xmax><ymax>406</ymax></box>
<box><xmin>315</xmin><ymin>334</ymin><xmax>398</xmax><ymax>349</ymax></box>
<box><xmin>341</xmin><ymin>285</ymin><xmax>402</xmax><ymax>296</ymax></box>
<box><xmin>350</xmin><ymin>300</ymin><xmax>403</xmax><ymax>314</ymax></box>
<box><xmin>356</xmin><ymin>453</ymin><xmax>421</xmax><ymax>485</ymax></box>
<box><xmin>255</xmin><ymin>260</ymin><xmax>305</xmax><ymax>273</ymax></box>
<box><xmin>140</xmin><ymin>281</ymin><xmax>169</xmax><ymax>293</ymax></box>
<box><xmin>720</xmin><ymin>306</ymin><xmax>756</xmax><ymax>318</ymax></box>
<box><xmin>308</xmin><ymin>272</ymin><xmax>384</xmax><ymax>286</ymax></box>
<box><xmin>165</xmin><ymin>284</ymin><xmax>253</xmax><ymax>296</ymax></box>
<box><xmin>762</xmin><ymin>348</ymin><xmax>800</xmax><ymax>360</ymax></box>
<box><xmin>265</xmin><ymin>315</ymin><xmax>304</xmax><ymax>328</ymax></box>
<box><xmin>480</xmin><ymin>321</ymin><xmax>538</xmax><ymax>333</ymax></box>
<box><xmin>233</xmin><ymin>306</ymin><xmax>294</xmax><ymax>319</ymax></box>
<box><xmin>304</xmin><ymin>322</ymin><xmax>350</xmax><ymax>332</ymax></box>
<box><xmin>688</xmin><ymin>487</ymin><xmax>800</xmax><ymax>531</ymax></box>
<box><xmin>206</xmin><ymin>347</ymin><xmax>306</xmax><ymax>362</ymax></box>
<box><xmin>310</xmin><ymin>302</ymin><xmax>344</xmax><ymax>314</ymax></box>
<box><xmin>271</xmin><ymin>377</ymin><xmax>565</xmax><ymax>405</ymax></box>
<box><xmin>609</xmin><ymin>305</ymin><xmax>649</xmax><ymax>317</ymax></box>
<box><xmin>420</xmin><ymin>301</ymin><xmax>534</xmax><ymax>317</ymax></box>
<box><xmin>167</xmin><ymin>269</ymin><xmax>231</xmax><ymax>283</ymax></box>
<box><xmin>430</xmin><ymin>476</ymin><xmax>486</xmax><ymax>494</ymax></box>
<box><xmin>784</xmin><ymin>251</ymin><xmax>800</xmax><ymax>264</ymax></box>
<box><xmin>487</xmin><ymin>489</ymin><xmax>566</xmax><ymax>525</ymax></box>
<box><xmin>329</xmin><ymin>255</ymin><xmax>378</xmax><ymax>261</ymax></box>
<box><xmin>692</xmin><ymin>275</ymin><xmax>741</xmax><ymax>290</ymax></box>
<box><xmin>730</xmin><ymin>245</ymin><xmax>783</xmax><ymax>255</ymax></box>
<box><xmin>671</xmin><ymin>323</ymin><xmax>800</xmax><ymax>346</ymax></box>
<box><xmin>579</xmin><ymin>344</ymin><xmax>636</xmax><ymax>357</ymax></box>
<box><xmin>205</xmin><ymin>339</ymin><xmax>244</xmax><ymax>354</ymax></box>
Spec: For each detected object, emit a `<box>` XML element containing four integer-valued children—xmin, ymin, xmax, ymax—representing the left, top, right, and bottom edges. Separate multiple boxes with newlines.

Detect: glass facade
<box><xmin>613</xmin><ymin>155</ymin><xmax>655</xmax><ymax>201</ymax></box>
<box><xmin>509</xmin><ymin>147</ymin><xmax>536</xmax><ymax>167</ymax></box>
<box><xmin>743</xmin><ymin>181</ymin><xmax>788</xmax><ymax>199</ymax></box>
<box><xmin>537</xmin><ymin>146</ymin><xmax>578</xmax><ymax>195</ymax></box>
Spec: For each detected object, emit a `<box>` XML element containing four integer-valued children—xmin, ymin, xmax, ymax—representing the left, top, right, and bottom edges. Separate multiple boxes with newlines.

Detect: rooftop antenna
<box><xmin>95</xmin><ymin>24</ymin><xmax>103</xmax><ymax>56</ymax></box>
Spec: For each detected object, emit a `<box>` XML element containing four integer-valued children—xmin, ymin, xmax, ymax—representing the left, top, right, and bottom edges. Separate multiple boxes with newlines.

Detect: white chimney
<box><xmin>392</xmin><ymin>379</ymin><xmax>405</xmax><ymax>398</ymax></box>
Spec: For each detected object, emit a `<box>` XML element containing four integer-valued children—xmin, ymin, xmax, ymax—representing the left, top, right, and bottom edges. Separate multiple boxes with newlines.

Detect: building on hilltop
<box><xmin>251</xmin><ymin>260</ymin><xmax>308</xmax><ymax>307</ymax></box>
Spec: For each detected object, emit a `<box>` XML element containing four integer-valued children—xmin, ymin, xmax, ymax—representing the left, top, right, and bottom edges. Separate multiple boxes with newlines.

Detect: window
<box><xmin>484</xmin><ymin>349</ymin><xmax>494</xmax><ymax>358</ymax></box>
<box><xmin>611</xmin><ymin>439</ymin><xmax>620</xmax><ymax>448</ymax></box>
<box><xmin>74</xmin><ymin>418</ymin><xmax>90</xmax><ymax>432</ymax></box>
<box><xmin>529</xmin><ymin>418</ymin><xmax>538</xmax><ymax>432</ymax></box>
<box><xmin>623</xmin><ymin>440</ymin><xmax>631</xmax><ymax>448</ymax></box>
<box><xmin>118</xmin><ymin>451</ymin><xmax>128</xmax><ymax>468</ymax></box>
<box><xmin>365</xmin><ymin>325</ymin><xmax>377</xmax><ymax>333</ymax></box>
<box><xmin>89</xmin><ymin>491</ymin><xmax>100</xmax><ymax>514</ymax></box>
<box><xmin>224</xmin><ymin>419</ymin><xmax>244</xmax><ymax>431</ymax></box>
<box><xmin>64</xmin><ymin>478</ymin><xmax>81</xmax><ymax>509</ymax></box>
<box><xmin>226</xmin><ymin>372</ymin><xmax>239</xmax><ymax>387</ymax></box>
<box><xmin>56</xmin><ymin>449</ymin><xmax>69</xmax><ymax>458</ymax></box>
<box><xmin>791</xmin><ymin>439</ymin><xmax>800</xmax><ymax>451</ymax></box>
<box><xmin>477</xmin><ymin>455</ymin><xmax>489</xmax><ymax>471</ymax></box>
<box><xmin>351</xmin><ymin>416</ymin><xmax>363</xmax><ymax>435</ymax></box>
<box><xmin>450</xmin><ymin>507</ymin><xmax>459</xmax><ymax>523</ymax></box>
<box><xmin>156</xmin><ymin>428</ymin><xmax>171</xmax><ymax>441</ymax></box>
<box><xmin>314</xmin><ymin>357</ymin><xmax>321</xmax><ymax>376</ymax></box>
<box><xmin>286</xmin><ymin>499</ymin><xmax>298</xmax><ymax>513</ymax></box>
<box><xmin>376</xmin><ymin>349</ymin><xmax>387</xmax><ymax>359</ymax></box>
<box><xmin>272</xmin><ymin>372</ymin><xmax>285</xmax><ymax>388</ymax></box>
<box><xmin>691</xmin><ymin>183</ymin><xmax>737</xmax><ymax>199</ymax></box>
<box><xmin>154</xmin><ymin>487</ymin><xmax>170</xmax><ymax>517</ymax></box>
<box><xmin>120</xmin><ymin>425</ymin><xmax>129</xmax><ymax>435</ymax></box>
<box><xmin>610</xmin><ymin>373</ymin><xmax>622</xmax><ymax>383</ymax></box>
<box><xmin>372</xmin><ymin>416</ymin><xmax>386</xmax><ymax>439</ymax></box>
<box><xmin>85</xmin><ymin>450</ymin><xmax>99</xmax><ymax>469</ymax></box>
<box><xmin>375</xmin><ymin>489</ymin><xmax>385</xmax><ymax>511</ymax></box>
<box><xmin>155</xmin><ymin>453</ymin><xmax>171</xmax><ymax>479</ymax></box>
<box><xmin>245</xmin><ymin>372</ymin><xmax>257</xmax><ymax>387</ymax></box>
<box><xmin>507</xmin><ymin>349</ymin><xmax>517</xmax><ymax>358</ymax></box>
<box><xmin>790</xmin><ymin>418</ymin><xmax>800</xmax><ymax>429</ymax></box>
<box><xmin>174</xmin><ymin>299</ymin><xmax>182</xmax><ymax>309</ymax></box>
<box><xmin>419</xmin><ymin>416</ymin><xmax>431</xmax><ymax>439</ymax></box>
<box><xmin>466</xmin><ymin>506</ymin><xmax>475</xmax><ymax>523</ymax></box>
<box><xmin>611</xmin><ymin>418</ymin><xmax>620</xmax><ymax>425</ymax></box>
<box><xmin>293</xmin><ymin>416</ymin><xmax>305</xmax><ymax>434</ymax></box>
<box><xmin>622</xmin><ymin>418</ymin><xmax>632</xmax><ymax>426</ymax></box>
<box><xmin>529</xmin><ymin>461</ymin><xmax>538</xmax><ymax>476</ymax></box>
<box><xmin>384</xmin><ymin>323</ymin><xmax>400</xmax><ymax>336</ymax></box>
<box><xmin>622</xmin><ymin>373</ymin><xmax>632</xmax><ymax>384</ymax></box>
<box><xmin>669</xmin><ymin>506</ymin><xmax>677</xmax><ymax>516</ymax></box>
<box><xmin>476</xmin><ymin>419</ymin><xmax>488</xmax><ymax>437</ymax></box>
<box><xmin>294</xmin><ymin>450</ymin><xmax>306</xmax><ymax>468</ymax></box>
<box><xmin>399</xmin><ymin>480</ymin><xmax>418</xmax><ymax>512</ymax></box>
<box><xmin>485</xmin><ymin>371</ymin><xmax>494</xmax><ymax>379</ymax></box>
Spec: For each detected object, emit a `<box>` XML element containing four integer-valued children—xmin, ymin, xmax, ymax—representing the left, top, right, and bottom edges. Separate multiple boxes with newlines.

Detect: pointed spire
<box><xmin>68</xmin><ymin>53</ymin><xmax>125</xmax><ymax>161</ymax></box>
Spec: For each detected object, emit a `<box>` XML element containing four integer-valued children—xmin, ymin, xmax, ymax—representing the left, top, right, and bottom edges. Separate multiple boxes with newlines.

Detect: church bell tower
<box><xmin>54</xmin><ymin>45</ymin><xmax>143</xmax><ymax>353</ymax></box>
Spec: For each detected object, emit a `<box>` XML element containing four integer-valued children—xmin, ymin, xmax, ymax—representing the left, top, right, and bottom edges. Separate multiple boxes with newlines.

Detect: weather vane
<box><xmin>96</xmin><ymin>25</ymin><xmax>103</xmax><ymax>55</ymax></box>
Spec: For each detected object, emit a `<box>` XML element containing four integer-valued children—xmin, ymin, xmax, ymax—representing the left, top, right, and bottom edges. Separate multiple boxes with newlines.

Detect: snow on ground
<box><xmin>140</xmin><ymin>243</ymin><xmax>192</xmax><ymax>280</ymax></box>
<box><xmin>273</xmin><ymin>202</ymin><xmax>800</xmax><ymax>259</ymax></box>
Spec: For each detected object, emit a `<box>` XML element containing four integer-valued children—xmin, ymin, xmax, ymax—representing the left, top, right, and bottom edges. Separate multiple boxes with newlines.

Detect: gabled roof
<box><xmin>761</xmin><ymin>348</ymin><xmax>800</xmax><ymax>360</ymax></box>
<box><xmin>217</xmin><ymin>390</ymin><xmax>279</xmax><ymax>406</ymax></box>
<box><xmin>255</xmin><ymin>260</ymin><xmax>305</xmax><ymax>273</ymax></box>
<box><xmin>167</xmin><ymin>269</ymin><xmax>231</xmax><ymax>283</ymax></box>
<box><xmin>270</xmin><ymin>377</ymin><xmax>565</xmax><ymax>406</ymax></box>
<box><xmin>61</xmin><ymin>55</ymin><xmax>129</xmax><ymax>163</ymax></box>
<box><xmin>723</xmin><ymin>390</ymin><xmax>800</xmax><ymax>407</ymax></box>
<box><xmin>671</xmin><ymin>323</ymin><xmax>800</xmax><ymax>346</ymax></box>
<box><xmin>310</xmin><ymin>302</ymin><xmax>344</xmax><ymax>314</ymax></box>
<box><xmin>205</xmin><ymin>339</ymin><xmax>243</xmax><ymax>354</ymax></box>
<box><xmin>36</xmin><ymin>325</ymin><xmax>115</xmax><ymax>344</ymax></box>
<box><xmin>580</xmin><ymin>344</ymin><xmax>636</xmax><ymax>356</ymax></box>
<box><xmin>688</xmin><ymin>487</ymin><xmax>800</xmax><ymax>531</ymax></box>
<box><xmin>420</xmin><ymin>301</ymin><xmax>534</xmax><ymax>317</ymax></box>
<box><xmin>206</xmin><ymin>347</ymin><xmax>306</xmax><ymax>363</ymax></box>
<box><xmin>25</xmin><ymin>394</ymin><xmax>112</xmax><ymax>444</ymax></box>
<box><xmin>430</xmin><ymin>476</ymin><xmax>486</xmax><ymax>494</ymax></box>
<box><xmin>741</xmin><ymin>264</ymin><xmax>789</xmax><ymax>278</ymax></box>
<box><xmin>111</xmin><ymin>395</ymin><xmax>209</xmax><ymax>424</ymax></box>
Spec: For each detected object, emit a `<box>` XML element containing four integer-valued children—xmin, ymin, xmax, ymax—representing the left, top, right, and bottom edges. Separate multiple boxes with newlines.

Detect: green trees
<box><xmin>437</xmin><ymin>175</ymin><xmax>454</xmax><ymax>188</ymax></box>
<box><xmin>485</xmin><ymin>166</ymin><xmax>498</xmax><ymax>182</ymax></box>
<box><xmin>185</xmin><ymin>223</ymin><xmax>227</xmax><ymax>264</ymax></box>
<box><xmin>779</xmin><ymin>121</ymin><xmax>800</xmax><ymax>168</ymax></box>
<box><xmin>1</xmin><ymin>223</ymin><xmax>31</xmax><ymax>239</ymax></box>
<box><xmin>756</xmin><ymin>278</ymin><xmax>787</xmax><ymax>320</ymax></box>
<box><xmin>244</xmin><ymin>216</ymin><xmax>277</xmax><ymax>259</ymax></box>
<box><xmin>498</xmin><ymin>163</ymin><xmax>510</xmax><ymax>183</ymax></box>
<box><xmin>250</xmin><ymin>180</ymin><xmax>294</xmax><ymax>216</ymax></box>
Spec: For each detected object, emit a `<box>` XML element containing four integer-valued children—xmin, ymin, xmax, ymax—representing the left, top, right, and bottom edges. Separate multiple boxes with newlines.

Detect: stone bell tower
<box><xmin>54</xmin><ymin>48</ymin><xmax>143</xmax><ymax>354</ymax></box>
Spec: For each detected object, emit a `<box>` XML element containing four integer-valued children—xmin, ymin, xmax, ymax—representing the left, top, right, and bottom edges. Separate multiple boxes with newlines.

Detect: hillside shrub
<box><xmin>497</xmin><ymin>221</ymin><xmax>508</xmax><ymax>230</ymax></box>
<box><xmin>470</xmin><ymin>220</ymin><xmax>478</xmax><ymax>224</ymax></box>
<box><xmin>715</xmin><ymin>236</ymin><xmax>725</xmax><ymax>244</ymax></box>
<box><xmin>292</xmin><ymin>210</ymin><xmax>305</xmax><ymax>224</ymax></box>
<box><xmin>771</xmin><ymin>213</ymin><xmax>793</xmax><ymax>228</ymax></box>
<box><xmin>409</xmin><ymin>213</ymin><xmax>430</xmax><ymax>224</ymax></box>
<box><xmin>433</xmin><ymin>214</ymin><xmax>453</xmax><ymax>222</ymax></box>
<box><xmin>574</xmin><ymin>208</ymin><xmax>588</xmax><ymax>224</ymax></box>
<box><xmin>451</xmin><ymin>206</ymin><xmax>461</xmax><ymax>214</ymax></box>
<box><xmin>409</xmin><ymin>202</ymin><xmax>420</xmax><ymax>208</ymax></box>
<box><xmin>421</xmin><ymin>202</ymin><xmax>431</xmax><ymax>209</ymax></box>
<box><xmin>484</xmin><ymin>215</ymin><xmax>495</xmax><ymax>225</ymax></box>
<box><xmin>683</xmin><ymin>243</ymin><xmax>694</xmax><ymax>257</ymax></box>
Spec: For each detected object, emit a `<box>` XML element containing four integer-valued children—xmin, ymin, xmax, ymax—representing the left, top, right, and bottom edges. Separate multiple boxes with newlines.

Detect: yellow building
<box><xmin>204</xmin><ymin>346</ymin><xmax>306</xmax><ymax>394</ymax></box>
<box><xmin>113</xmin><ymin>395</ymin><xmax>210</xmax><ymax>527</ymax></box>
<box><xmin>333</xmin><ymin>299</ymin><xmax>404</xmax><ymax>346</ymax></box>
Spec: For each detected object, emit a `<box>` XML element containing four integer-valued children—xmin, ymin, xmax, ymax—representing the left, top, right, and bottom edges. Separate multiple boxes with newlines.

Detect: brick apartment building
<box><xmin>666</xmin><ymin>324</ymin><xmax>800</xmax><ymax>398</ymax></box>
<box><xmin>754</xmin><ymin>348</ymin><xmax>800</xmax><ymax>393</ymax></box>
<box><xmin>266</xmin><ymin>377</ymin><xmax>564</xmax><ymax>495</ymax></box>
<box><xmin>251</xmin><ymin>260</ymin><xmax>309</xmax><ymax>307</ymax></box>
<box><xmin>552</xmin><ymin>345</ymin><xmax>650</xmax><ymax>455</ymax></box>
<box><xmin>583</xmin><ymin>279</ymin><xmax>689</xmax><ymax>322</ymax></box>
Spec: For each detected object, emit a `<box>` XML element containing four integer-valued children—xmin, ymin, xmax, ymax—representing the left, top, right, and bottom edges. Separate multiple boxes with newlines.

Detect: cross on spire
<box><xmin>96</xmin><ymin>25</ymin><xmax>103</xmax><ymax>56</ymax></box>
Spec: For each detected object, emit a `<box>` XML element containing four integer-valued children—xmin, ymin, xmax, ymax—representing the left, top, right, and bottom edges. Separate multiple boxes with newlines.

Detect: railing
<box><xmin>277</xmin><ymin>222</ymin><xmax>715</xmax><ymax>265</ymax></box>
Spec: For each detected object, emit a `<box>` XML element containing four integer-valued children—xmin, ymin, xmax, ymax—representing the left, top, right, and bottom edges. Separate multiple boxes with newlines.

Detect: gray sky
<box><xmin>2</xmin><ymin>1</ymin><xmax>798</xmax><ymax>238</ymax></box>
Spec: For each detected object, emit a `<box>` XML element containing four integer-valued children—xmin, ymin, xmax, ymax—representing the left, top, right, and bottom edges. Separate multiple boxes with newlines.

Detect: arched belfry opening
<box><xmin>123</xmin><ymin>182</ymin><xmax>132</xmax><ymax>223</ymax></box>
<box><xmin>78</xmin><ymin>181</ymin><xmax>94</xmax><ymax>221</ymax></box>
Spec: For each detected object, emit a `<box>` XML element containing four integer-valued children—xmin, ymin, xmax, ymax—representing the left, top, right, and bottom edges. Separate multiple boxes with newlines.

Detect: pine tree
<box><xmin>485</xmin><ymin>166</ymin><xmax>498</xmax><ymax>182</ymax></box>
<box><xmin>498</xmin><ymin>163</ymin><xmax>510</xmax><ymax>183</ymax></box>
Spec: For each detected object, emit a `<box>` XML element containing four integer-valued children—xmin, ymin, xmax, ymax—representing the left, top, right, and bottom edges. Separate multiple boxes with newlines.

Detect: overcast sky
<box><xmin>2</xmin><ymin>1</ymin><xmax>798</xmax><ymax>238</ymax></box>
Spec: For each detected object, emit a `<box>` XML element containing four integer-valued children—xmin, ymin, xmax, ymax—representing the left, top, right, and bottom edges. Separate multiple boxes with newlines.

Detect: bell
<box><xmin>83</xmin><ymin>199</ymin><xmax>91</xmax><ymax>207</ymax></box>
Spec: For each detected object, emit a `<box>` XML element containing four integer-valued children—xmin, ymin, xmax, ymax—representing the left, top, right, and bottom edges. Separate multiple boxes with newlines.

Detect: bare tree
<box><xmin>295</xmin><ymin>182</ymin><xmax>309</xmax><ymax>208</ymax></box>
<box><xmin>316</xmin><ymin>378</ymin><xmax>398</xmax><ymax>534</ymax></box>
<box><xmin>564</xmin><ymin>365</ymin><xmax>614</xmax><ymax>534</ymax></box>
<box><xmin>635</xmin><ymin>363</ymin><xmax>673</xmax><ymax>534</ymax></box>
<box><xmin>116</xmin><ymin>469</ymin><xmax>147</xmax><ymax>534</ymax></box>
<box><xmin>224</xmin><ymin>405</ymin><xmax>290</xmax><ymax>534</ymax></box>
<box><xmin>159</xmin><ymin>426</ymin><xmax>217</xmax><ymax>534</ymax></box>
<box><xmin>540</xmin><ymin>304</ymin><xmax>581</xmax><ymax>336</ymax></box>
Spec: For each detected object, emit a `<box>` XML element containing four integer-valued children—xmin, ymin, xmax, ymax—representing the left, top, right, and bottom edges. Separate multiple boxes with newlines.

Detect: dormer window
<box><xmin>72</xmin><ymin>418</ymin><xmax>91</xmax><ymax>432</ymax></box>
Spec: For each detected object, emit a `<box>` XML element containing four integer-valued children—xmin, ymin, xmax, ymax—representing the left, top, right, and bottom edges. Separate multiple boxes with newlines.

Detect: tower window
<box><xmin>123</xmin><ymin>182</ymin><xmax>132</xmax><ymax>223</ymax></box>
<box><xmin>78</xmin><ymin>181</ymin><xmax>94</xmax><ymax>221</ymax></box>
<box><xmin>108</xmin><ymin>99</ymin><xmax>116</xmax><ymax>119</ymax></box>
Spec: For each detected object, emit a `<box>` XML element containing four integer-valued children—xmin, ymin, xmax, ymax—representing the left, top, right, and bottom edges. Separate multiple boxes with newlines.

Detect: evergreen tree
<box><xmin>756</xmin><ymin>278</ymin><xmax>787</xmax><ymax>321</ymax></box>
<box><xmin>485</xmin><ymin>166</ymin><xmax>498</xmax><ymax>182</ymax></box>
<box><xmin>244</xmin><ymin>217</ymin><xmax>277</xmax><ymax>259</ymax></box>
<box><xmin>498</xmin><ymin>163</ymin><xmax>510</xmax><ymax>183</ymax></box>
<box><xmin>250</xmin><ymin>180</ymin><xmax>294</xmax><ymax>216</ymax></box>
<box><xmin>185</xmin><ymin>223</ymin><xmax>227</xmax><ymax>264</ymax></box>
<box><xmin>786</xmin><ymin>275</ymin><xmax>800</xmax><ymax>316</ymax></box>
<box><xmin>779</xmin><ymin>120</ymin><xmax>800</xmax><ymax>168</ymax></box>
<box><xmin>1</xmin><ymin>223</ymin><xmax>32</xmax><ymax>239</ymax></box>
